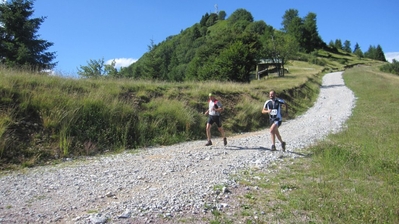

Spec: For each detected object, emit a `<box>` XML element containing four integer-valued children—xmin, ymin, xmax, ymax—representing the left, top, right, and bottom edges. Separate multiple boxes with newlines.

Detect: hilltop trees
<box><xmin>123</xmin><ymin>9</ymin><xmax>267</xmax><ymax>82</ymax></box>
<box><xmin>0</xmin><ymin>0</ymin><xmax>56</xmax><ymax>70</ymax></box>
<box><xmin>364</xmin><ymin>45</ymin><xmax>386</xmax><ymax>62</ymax></box>
<box><xmin>115</xmin><ymin>7</ymin><xmax>386</xmax><ymax>82</ymax></box>
<box><xmin>281</xmin><ymin>9</ymin><xmax>325</xmax><ymax>53</ymax></box>
<box><xmin>121</xmin><ymin>8</ymin><xmax>302</xmax><ymax>82</ymax></box>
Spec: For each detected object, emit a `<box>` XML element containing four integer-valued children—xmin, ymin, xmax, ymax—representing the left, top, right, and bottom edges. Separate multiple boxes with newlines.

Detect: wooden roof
<box><xmin>258</xmin><ymin>59</ymin><xmax>283</xmax><ymax>64</ymax></box>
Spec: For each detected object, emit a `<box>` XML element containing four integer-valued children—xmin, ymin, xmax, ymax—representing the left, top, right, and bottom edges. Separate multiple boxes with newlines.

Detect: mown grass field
<box><xmin>209</xmin><ymin>64</ymin><xmax>399</xmax><ymax>223</ymax></box>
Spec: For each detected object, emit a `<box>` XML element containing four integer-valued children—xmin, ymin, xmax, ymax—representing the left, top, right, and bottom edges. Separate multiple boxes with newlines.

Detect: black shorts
<box><xmin>207</xmin><ymin>115</ymin><xmax>222</xmax><ymax>127</ymax></box>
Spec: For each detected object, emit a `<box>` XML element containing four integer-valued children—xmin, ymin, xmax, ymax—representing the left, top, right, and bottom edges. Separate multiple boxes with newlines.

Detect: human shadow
<box><xmin>320</xmin><ymin>84</ymin><xmax>345</xmax><ymax>89</ymax></box>
<box><xmin>225</xmin><ymin>145</ymin><xmax>311</xmax><ymax>157</ymax></box>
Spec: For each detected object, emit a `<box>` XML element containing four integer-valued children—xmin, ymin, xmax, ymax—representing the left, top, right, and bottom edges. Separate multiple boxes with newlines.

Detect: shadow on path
<box><xmin>321</xmin><ymin>84</ymin><xmax>345</xmax><ymax>88</ymax></box>
<box><xmin>223</xmin><ymin>145</ymin><xmax>311</xmax><ymax>157</ymax></box>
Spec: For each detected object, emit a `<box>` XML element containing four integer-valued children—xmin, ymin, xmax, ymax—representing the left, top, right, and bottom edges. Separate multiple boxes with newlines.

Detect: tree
<box><xmin>245</xmin><ymin>20</ymin><xmax>268</xmax><ymax>35</ymax></box>
<box><xmin>328</xmin><ymin>40</ymin><xmax>335</xmax><ymax>48</ymax></box>
<box><xmin>375</xmin><ymin>45</ymin><xmax>387</xmax><ymax>62</ymax></box>
<box><xmin>343</xmin><ymin>40</ymin><xmax>351</xmax><ymax>53</ymax></box>
<box><xmin>353</xmin><ymin>42</ymin><xmax>360</xmax><ymax>53</ymax></box>
<box><xmin>104</xmin><ymin>60</ymin><xmax>120</xmax><ymax>78</ymax></box>
<box><xmin>302</xmin><ymin>12</ymin><xmax>324</xmax><ymax>53</ymax></box>
<box><xmin>78</xmin><ymin>58</ymin><xmax>120</xmax><ymax>78</ymax></box>
<box><xmin>282</xmin><ymin>10</ymin><xmax>324</xmax><ymax>53</ymax></box>
<box><xmin>285</xmin><ymin>16</ymin><xmax>304</xmax><ymax>50</ymax></box>
<box><xmin>260</xmin><ymin>30</ymin><xmax>299</xmax><ymax>76</ymax></box>
<box><xmin>364</xmin><ymin>45</ymin><xmax>386</xmax><ymax>62</ymax></box>
<box><xmin>353</xmin><ymin>43</ymin><xmax>363</xmax><ymax>58</ymax></box>
<box><xmin>218</xmin><ymin>10</ymin><xmax>226</xmax><ymax>20</ymax></box>
<box><xmin>205</xmin><ymin>13</ymin><xmax>218</xmax><ymax>27</ymax></box>
<box><xmin>0</xmin><ymin>0</ymin><xmax>56</xmax><ymax>70</ymax></box>
<box><xmin>281</xmin><ymin>9</ymin><xmax>299</xmax><ymax>33</ymax></box>
<box><xmin>199</xmin><ymin>13</ymin><xmax>209</xmax><ymax>27</ymax></box>
<box><xmin>334</xmin><ymin>39</ymin><xmax>342</xmax><ymax>50</ymax></box>
<box><xmin>228</xmin><ymin>8</ymin><xmax>254</xmax><ymax>24</ymax></box>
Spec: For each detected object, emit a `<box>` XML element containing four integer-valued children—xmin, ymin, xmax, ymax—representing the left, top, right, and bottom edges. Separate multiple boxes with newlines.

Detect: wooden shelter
<box><xmin>255</xmin><ymin>58</ymin><xmax>285</xmax><ymax>80</ymax></box>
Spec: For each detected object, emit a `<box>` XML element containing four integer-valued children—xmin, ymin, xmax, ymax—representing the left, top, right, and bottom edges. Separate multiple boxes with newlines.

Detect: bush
<box><xmin>380</xmin><ymin>59</ymin><xmax>399</xmax><ymax>75</ymax></box>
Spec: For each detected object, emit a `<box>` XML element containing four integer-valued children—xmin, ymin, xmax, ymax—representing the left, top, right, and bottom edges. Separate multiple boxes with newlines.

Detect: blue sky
<box><xmin>31</xmin><ymin>0</ymin><xmax>399</xmax><ymax>77</ymax></box>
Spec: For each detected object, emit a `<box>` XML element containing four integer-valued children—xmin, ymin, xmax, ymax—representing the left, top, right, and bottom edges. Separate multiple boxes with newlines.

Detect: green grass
<box><xmin>0</xmin><ymin>49</ymin><xmax>386</xmax><ymax>170</ymax></box>
<box><xmin>216</xmin><ymin>64</ymin><xmax>399</xmax><ymax>223</ymax></box>
<box><xmin>0</xmin><ymin>62</ymin><xmax>324</xmax><ymax>169</ymax></box>
<box><xmin>1</xmin><ymin>49</ymin><xmax>397</xmax><ymax>222</ymax></box>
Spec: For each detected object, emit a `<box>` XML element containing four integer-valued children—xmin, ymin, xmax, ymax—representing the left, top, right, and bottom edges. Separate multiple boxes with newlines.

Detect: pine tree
<box><xmin>353</xmin><ymin>43</ymin><xmax>360</xmax><ymax>53</ymax></box>
<box><xmin>334</xmin><ymin>39</ymin><xmax>342</xmax><ymax>50</ymax></box>
<box><xmin>343</xmin><ymin>40</ymin><xmax>351</xmax><ymax>53</ymax></box>
<box><xmin>0</xmin><ymin>0</ymin><xmax>56</xmax><ymax>70</ymax></box>
<box><xmin>353</xmin><ymin>43</ymin><xmax>363</xmax><ymax>58</ymax></box>
<box><xmin>375</xmin><ymin>45</ymin><xmax>387</xmax><ymax>62</ymax></box>
<box><xmin>302</xmin><ymin>12</ymin><xmax>324</xmax><ymax>53</ymax></box>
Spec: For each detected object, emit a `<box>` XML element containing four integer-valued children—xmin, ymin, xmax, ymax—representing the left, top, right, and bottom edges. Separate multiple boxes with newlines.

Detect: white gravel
<box><xmin>0</xmin><ymin>71</ymin><xmax>355</xmax><ymax>223</ymax></box>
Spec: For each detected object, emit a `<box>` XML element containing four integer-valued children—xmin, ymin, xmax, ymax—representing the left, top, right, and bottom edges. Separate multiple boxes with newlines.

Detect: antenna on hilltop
<box><xmin>214</xmin><ymin>4</ymin><xmax>218</xmax><ymax>14</ymax></box>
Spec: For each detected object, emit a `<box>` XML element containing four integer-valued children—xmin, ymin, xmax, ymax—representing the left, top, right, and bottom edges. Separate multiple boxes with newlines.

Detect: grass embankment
<box><xmin>0</xmin><ymin>61</ymin><xmax>322</xmax><ymax>169</ymax></box>
<box><xmin>215</xmin><ymin>64</ymin><xmax>399</xmax><ymax>223</ymax></box>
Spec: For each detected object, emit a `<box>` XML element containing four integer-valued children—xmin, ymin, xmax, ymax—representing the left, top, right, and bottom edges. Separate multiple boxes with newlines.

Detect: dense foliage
<box><xmin>0</xmin><ymin>0</ymin><xmax>56</xmax><ymax>70</ymax></box>
<box><xmin>281</xmin><ymin>9</ymin><xmax>325</xmax><ymax>53</ymax></box>
<box><xmin>115</xmin><ymin>8</ymin><xmax>325</xmax><ymax>82</ymax></box>
<box><xmin>364</xmin><ymin>44</ymin><xmax>387</xmax><ymax>62</ymax></box>
<box><xmin>353</xmin><ymin>42</ymin><xmax>364</xmax><ymax>58</ymax></box>
<box><xmin>380</xmin><ymin>59</ymin><xmax>399</xmax><ymax>75</ymax></box>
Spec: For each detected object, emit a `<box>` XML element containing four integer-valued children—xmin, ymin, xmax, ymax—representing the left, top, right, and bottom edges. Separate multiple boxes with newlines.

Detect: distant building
<box><xmin>256</xmin><ymin>58</ymin><xmax>286</xmax><ymax>79</ymax></box>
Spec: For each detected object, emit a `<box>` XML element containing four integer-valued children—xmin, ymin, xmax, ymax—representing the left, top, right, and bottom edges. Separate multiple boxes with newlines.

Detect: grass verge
<box><xmin>210</xmin><ymin>65</ymin><xmax>399</xmax><ymax>223</ymax></box>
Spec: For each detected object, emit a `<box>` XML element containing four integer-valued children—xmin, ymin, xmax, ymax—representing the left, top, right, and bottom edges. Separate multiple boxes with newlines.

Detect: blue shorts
<box><xmin>270</xmin><ymin>119</ymin><xmax>282</xmax><ymax>127</ymax></box>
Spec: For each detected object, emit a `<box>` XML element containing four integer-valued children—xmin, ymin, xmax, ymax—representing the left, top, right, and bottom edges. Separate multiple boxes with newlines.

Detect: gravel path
<box><xmin>0</xmin><ymin>71</ymin><xmax>355</xmax><ymax>224</ymax></box>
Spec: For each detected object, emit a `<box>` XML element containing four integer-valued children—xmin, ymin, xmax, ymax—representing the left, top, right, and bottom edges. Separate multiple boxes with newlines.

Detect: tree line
<box><xmin>0</xmin><ymin>0</ymin><xmax>389</xmax><ymax>80</ymax></box>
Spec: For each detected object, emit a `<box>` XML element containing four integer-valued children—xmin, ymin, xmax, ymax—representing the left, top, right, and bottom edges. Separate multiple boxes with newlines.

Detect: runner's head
<box><xmin>269</xmin><ymin>90</ymin><xmax>276</xmax><ymax>99</ymax></box>
<box><xmin>209</xmin><ymin>93</ymin><xmax>215</xmax><ymax>100</ymax></box>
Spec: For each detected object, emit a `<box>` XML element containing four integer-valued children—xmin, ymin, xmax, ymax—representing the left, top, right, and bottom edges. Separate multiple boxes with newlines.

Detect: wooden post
<box><xmin>256</xmin><ymin>64</ymin><xmax>259</xmax><ymax>80</ymax></box>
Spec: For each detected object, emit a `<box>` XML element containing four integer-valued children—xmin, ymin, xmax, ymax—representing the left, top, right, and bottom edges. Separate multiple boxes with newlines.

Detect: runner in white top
<box><xmin>204</xmin><ymin>93</ymin><xmax>227</xmax><ymax>146</ymax></box>
<box><xmin>262</xmin><ymin>90</ymin><xmax>286</xmax><ymax>151</ymax></box>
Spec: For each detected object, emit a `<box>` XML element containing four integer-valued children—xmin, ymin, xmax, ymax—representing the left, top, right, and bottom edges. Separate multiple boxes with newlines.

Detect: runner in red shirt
<box><xmin>204</xmin><ymin>93</ymin><xmax>227</xmax><ymax>146</ymax></box>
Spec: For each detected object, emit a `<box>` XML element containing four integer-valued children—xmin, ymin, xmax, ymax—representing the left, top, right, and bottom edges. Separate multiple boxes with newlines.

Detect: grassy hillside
<box><xmin>0</xmin><ymin>50</ymin><xmax>383</xmax><ymax>170</ymax></box>
<box><xmin>0</xmin><ymin>63</ymin><xmax>316</xmax><ymax>169</ymax></box>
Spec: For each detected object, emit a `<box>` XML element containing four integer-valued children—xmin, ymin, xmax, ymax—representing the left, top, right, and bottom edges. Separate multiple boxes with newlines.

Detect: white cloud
<box><xmin>105</xmin><ymin>58</ymin><xmax>137</xmax><ymax>69</ymax></box>
<box><xmin>41</xmin><ymin>69</ymin><xmax>56</xmax><ymax>76</ymax></box>
<box><xmin>385</xmin><ymin>52</ymin><xmax>399</xmax><ymax>63</ymax></box>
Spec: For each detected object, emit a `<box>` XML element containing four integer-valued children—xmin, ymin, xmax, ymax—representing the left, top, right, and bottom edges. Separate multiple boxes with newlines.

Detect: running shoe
<box><xmin>205</xmin><ymin>140</ymin><xmax>212</xmax><ymax>146</ymax></box>
<box><xmin>223</xmin><ymin>137</ymin><xmax>227</xmax><ymax>146</ymax></box>
<box><xmin>282</xmin><ymin>141</ymin><xmax>286</xmax><ymax>152</ymax></box>
<box><xmin>271</xmin><ymin>145</ymin><xmax>276</xmax><ymax>151</ymax></box>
